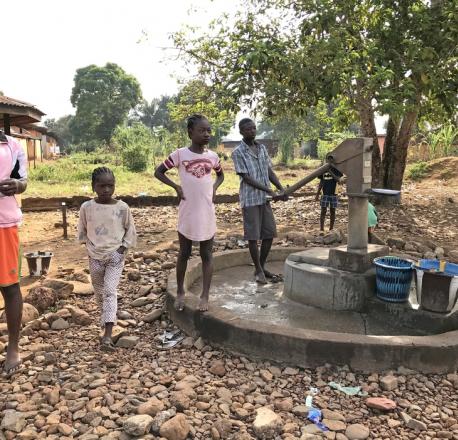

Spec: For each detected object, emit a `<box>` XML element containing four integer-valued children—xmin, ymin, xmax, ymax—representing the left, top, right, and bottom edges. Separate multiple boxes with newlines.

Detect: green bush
<box><xmin>112</xmin><ymin>123</ymin><xmax>153</xmax><ymax>172</ymax></box>
<box><xmin>407</xmin><ymin>161</ymin><xmax>431</xmax><ymax>181</ymax></box>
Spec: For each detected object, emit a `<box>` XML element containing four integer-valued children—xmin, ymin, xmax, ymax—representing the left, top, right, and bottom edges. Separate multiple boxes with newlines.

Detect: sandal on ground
<box><xmin>100</xmin><ymin>337</ymin><xmax>116</xmax><ymax>352</ymax></box>
<box><xmin>2</xmin><ymin>360</ymin><xmax>25</xmax><ymax>379</ymax></box>
<box><xmin>174</xmin><ymin>297</ymin><xmax>185</xmax><ymax>312</ymax></box>
<box><xmin>270</xmin><ymin>274</ymin><xmax>284</xmax><ymax>283</ymax></box>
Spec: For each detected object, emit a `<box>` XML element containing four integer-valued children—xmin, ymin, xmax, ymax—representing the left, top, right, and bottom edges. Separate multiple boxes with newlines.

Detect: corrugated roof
<box><xmin>0</xmin><ymin>95</ymin><xmax>45</xmax><ymax>115</ymax></box>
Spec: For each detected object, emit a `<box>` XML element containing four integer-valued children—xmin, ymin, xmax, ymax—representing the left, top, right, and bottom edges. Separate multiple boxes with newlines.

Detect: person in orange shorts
<box><xmin>0</xmin><ymin>130</ymin><xmax>27</xmax><ymax>378</ymax></box>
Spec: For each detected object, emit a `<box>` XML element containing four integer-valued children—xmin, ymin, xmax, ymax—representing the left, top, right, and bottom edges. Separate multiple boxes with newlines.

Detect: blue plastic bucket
<box><xmin>373</xmin><ymin>256</ymin><xmax>413</xmax><ymax>302</ymax></box>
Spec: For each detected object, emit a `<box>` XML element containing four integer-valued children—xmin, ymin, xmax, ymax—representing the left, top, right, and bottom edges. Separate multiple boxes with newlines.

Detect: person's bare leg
<box><xmin>248</xmin><ymin>240</ymin><xmax>266</xmax><ymax>283</ymax></box>
<box><xmin>330</xmin><ymin>207</ymin><xmax>336</xmax><ymax>230</ymax></box>
<box><xmin>260</xmin><ymin>238</ymin><xmax>274</xmax><ymax>278</ymax></box>
<box><xmin>0</xmin><ymin>283</ymin><xmax>23</xmax><ymax>371</ymax></box>
<box><xmin>199</xmin><ymin>238</ymin><xmax>213</xmax><ymax>311</ymax></box>
<box><xmin>176</xmin><ymin>232</ymin><xmax>192</xmax><ymax>310</ymax></box>
<box><xmin>320</xmin><ymin>207</ymin><xmax>327</xmax><ymax>231</ymax></box>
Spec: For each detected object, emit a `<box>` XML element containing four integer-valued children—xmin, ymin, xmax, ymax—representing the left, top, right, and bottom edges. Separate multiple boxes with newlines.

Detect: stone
<box><xmin>213</xmin><ymin>419</ymin><xmax>232</xmax><ymax>438</ymax></box>
<box><xmin>42</xmin><ymin>279</ymin><xmax>74</xmax><ymax>298</ymax></box>
<box><xmin>387</xmin><ymin>237</ymin><xmax>406</xmax><ymax>250</ymax></box>
<box><xmin>161</xmin><ymin>262</ymin><xmax>175</xmax><ymax>270</ymax></box>
<box><xmin>142</xmin><ymin>309</ymin><xmax>162</xmax><ymax>323</ymax></box>
<box><xmin>21</xmin><ymin>303</ymin><xmax>40</xmax><ymax>323</ymax></box>
<box><xmin>380</xmin><ymin>375</ymin><xmax>398</xmax><ymax>391</ymax></box>
<box><xmin>138</xmin><ymin>397</ymin><xmax>165</xmax><ymax>416</ymax></box>
<box><xmin>345</xmin><ymin>424</ymin><xmax>369</xmax><ymax>439</ymax></box>
<box><xmin>406</xmin><ymin>417</ymin><xmax>427</xmax><ymax>432</ymax></box>
<box><xmin>323</xmin><ymin>230</ymin><xmax>341</xmax><ymax>245</ymax></box>
<box><xmin>274</xmin><ymin>397</ymin><xmax>293</xmax><ymax>412</ymax></box>
<box><xmin>322</xmin><ymin>409</ymin><xmax>345</xmax><ymax>421</ymax></box>
<box><xmin>159</xmin><ymin>414</ymin><xmax>190</xmax><ymax>440</ymax></box>
<box><xmin>323</xmin><ymin>419</ymin><xmax>346</xmax><ymax>431</ymax></box>
<box><xmin>194</xmin><ymin>337</ymin><xmax>205</xmax><ymax>350</ymax></box>
<box><xmin>131</xmin><ymin>297</ymin><xmax>154</xmax><ymax>307</ymax></box>
<box><xmin>71</xmin><ymin>281</ymin><xmax>94</xmax><ymax>295</ymax></box>
<box><xmin>111</xmin><ymin>325</ymin><xmax>128</xmax><ymax>343</ymax></box>
<box><xmin>252</xmin><ymin>407</ymin><xmax>282</xmax><ymax>439</ymax></box>
<box><xmin>385</xmin><ymin>418</ymin><xmax>400</xmax><ymax>429</ymax></box>
<box><xmin>0</xmin><ymin>410</ymin><xmax>27</xmax><ymax>433</ymax></box>
<box><xmin>283</xmin><ymin>367</ymin><xmax>299</xmax><ymax>375</ymax></box>
<box><xmin>435</xmin><ymin>247</ymin><xmax>445</xmax><ymax>258</ymax></box>
<box><xmin>127</xmin><ymin>270</ymin><xmax>142</xmax><ymax>281</ymax></box>
<box><xmin>123</xmin><ymin>414</ymin><xmax>154</xmax><ymax>436</ymax></box>
<box><xmin>209</xmin><ymin>360</ymin><xmax>226</xmax><ymax>377</ymax></box>
<box><xmin>51</xmin><ymin>317</ymin><xmax>70</xmax><ymax>330</ymax></box>
<box><xmin>151</xmin><ymin>409</ymin><xmax>177</xmax><ymax>435</ymax></box>
<box><xmin>293</xmin><ymin>405</ymin><xmax>310</xmax><ymax>417</ymax></box>
<box><xmin>260</xmin><ymin>370</ymin><xmax>273</xmax><ymax>382</ymax></box>
<box><xmin>68</xmin><ymin>306</ymin><xmax>91</xmax><ymax>325</ymax></box>
<box><xmin>57</xmin><ymin>423</ymin><xmax>74</xmax><ymax>436</ymax></box>
<box><xmin>366</xmin><ymin>397</ymin><xmax>397</xmax><ymax>411</ymax></box>
<box><xmin>24</xmin><ymin>286</ymin><xmax>57</xmax><ymax>313</ymax></box>
<box><xmin>116</xmin><ymin>335</ymin><xmax>139</xmax><ymax>348</ymax></box>
<box><xmin>118</xmin><ymin>310</ymin><xmax>133</xmax><ymax>320</ymax></box>
<box><xmin>171</xmin><ymin>391</ymin><xmax>191</xmax><ymax>411</ymax></box>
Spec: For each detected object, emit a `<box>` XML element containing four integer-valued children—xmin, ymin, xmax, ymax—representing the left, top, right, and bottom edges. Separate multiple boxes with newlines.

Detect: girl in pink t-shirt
<box><xmin>155</xmin><ymin>115</ymin><xmax>224</xmax><ymax>311</ymax></box>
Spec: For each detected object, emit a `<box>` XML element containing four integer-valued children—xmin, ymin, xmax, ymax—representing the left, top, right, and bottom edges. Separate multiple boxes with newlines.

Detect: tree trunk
<box><xmin>383</xmin><ymin>110</ymin><xmax>419</xmax><ymax>190</ymax></box>
<box><xmin>356</xmin><ymin>96</ymin><xmax>381</xmax><ymax>186</ymax></box>
<box><xmin>381</xmin><ymin>116</ymin><xmax>399</xmax><ymax>187</ymax></box>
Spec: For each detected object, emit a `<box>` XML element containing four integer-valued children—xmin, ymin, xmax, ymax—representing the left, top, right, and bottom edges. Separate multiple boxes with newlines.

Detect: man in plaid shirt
<box><xmin>232</xmin><ymin>118</ymin><xmax>287</xmax><ymax>284</ymax></box>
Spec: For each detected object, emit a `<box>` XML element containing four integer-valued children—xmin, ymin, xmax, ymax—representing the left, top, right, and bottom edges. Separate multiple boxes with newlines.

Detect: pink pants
<box><xmin>89</xmin><ymin>251</ymin><xmax>124</xmax><ymax>326</ymax></box>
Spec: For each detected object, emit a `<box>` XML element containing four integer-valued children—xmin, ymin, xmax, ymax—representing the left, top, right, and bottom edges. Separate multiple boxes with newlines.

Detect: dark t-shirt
<box><xmin>320</xmin><ymin>168</ymin><xmax>343</xmax><ymax>196</ymax></box>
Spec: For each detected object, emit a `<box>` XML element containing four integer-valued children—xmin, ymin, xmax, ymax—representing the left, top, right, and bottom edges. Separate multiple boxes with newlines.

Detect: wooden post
<box><xmin>61</xmin><ymin>202</ymin><xmax>68</xmax><ymax>239</ymax></box>
<box><xmin>4</xmin><ymin>114</ymin><xmax>11</xmax><ymax>135</ymax></box>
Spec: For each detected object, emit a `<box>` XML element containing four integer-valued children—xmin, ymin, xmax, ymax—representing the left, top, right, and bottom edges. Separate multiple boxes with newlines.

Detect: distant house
<box><xmin>220</xmin><ymin>138</ymin><xmax>279</xmax><ymax>157</ymax></box>
<box><xmin>0</xmin><ymin>95</ymin><xmax>58</xmax><ymax>166</ymax></box>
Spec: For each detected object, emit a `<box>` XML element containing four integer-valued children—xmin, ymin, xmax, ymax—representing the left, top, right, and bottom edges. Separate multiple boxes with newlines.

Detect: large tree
<box><xmin>132</xmin><ymin>95</ymin><xmax>177</xmax><ymax>131</ymax></box>
<box><xmin>168</xmin><ymin>79</ymin><xmax>236</xmax><ymax>148</ymax></box>
<box><xmin>44</xmin><ymin>115</ymin><xmax>74</xmax><ymax>148</ymax></box>
<box><xmin>70</xmin><ymin>63</ymin><xmax>142</xmax><ymax>144</ymax></box>
<box><xmin>173</xmin><ymin>0</ymin><xmax>457</xmax><ymax>188</ymax></box>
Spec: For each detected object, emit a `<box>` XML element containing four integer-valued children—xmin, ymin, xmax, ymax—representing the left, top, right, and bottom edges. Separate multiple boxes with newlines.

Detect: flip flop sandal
<box><xmin>174</xmin><ymin>299</ymin><xmax>185</xmax><ymax>312</ymax></box>
<box><xmin>2</xmin><ymin>361</ymin><xmax>25</xmax><ymax>379</ymax></box>
<box><xmin>100</xmin><ymin>338</ymin><xmax>116</xmax><ymax>352</ymax></box>
<box><xmin>271</xmin><ymin>274</ymin><xmax>284</xmax><ymax>283</ymax></box>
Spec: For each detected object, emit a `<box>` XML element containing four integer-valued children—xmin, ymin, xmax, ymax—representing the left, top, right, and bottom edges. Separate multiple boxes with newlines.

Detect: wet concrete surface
<box><xmin>190</xmin><ymin>262</ymin><xmax>428</xmax><ymax>336</ymax></box>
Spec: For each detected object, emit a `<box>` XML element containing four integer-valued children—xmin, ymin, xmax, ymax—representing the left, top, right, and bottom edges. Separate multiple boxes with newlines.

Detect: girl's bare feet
<box><xmin>175</xmin><ymin>293</ymin><xmax>185</xmax><ymax>311</ymax></box>
<box><xmin>199</xmin><ymin>294</ymin><xmax>209</xmax><ymax>312</ymax></box>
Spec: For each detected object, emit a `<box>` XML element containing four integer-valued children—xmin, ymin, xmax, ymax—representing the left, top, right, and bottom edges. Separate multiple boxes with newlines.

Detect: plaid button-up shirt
<box><xmin>232</xmin><ymin>140</ymin><xmax>272</xmax><ymax>208</ymax></box>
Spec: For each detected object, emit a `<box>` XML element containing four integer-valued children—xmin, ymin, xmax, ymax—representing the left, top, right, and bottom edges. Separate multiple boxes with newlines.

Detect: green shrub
<box><xmin>407</xmin><ymin>161</ymin><xmax>430</xmax><ymax>180</ymax></box>
<box><xmin>112</xmin><ymin>123</ymin><xmax>153</xmax><ymax>172</ymax></box>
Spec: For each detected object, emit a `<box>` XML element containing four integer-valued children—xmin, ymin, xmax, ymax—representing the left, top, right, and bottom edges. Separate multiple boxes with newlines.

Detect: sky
<box><xmin>2</xmin><ymin>0</ymin><xmax>386</xmax><ymax>135</ymax></box>
<box><xmin>2</xmin><ymin>0</ymin><xmax>231</xmax><ymax>120</ymax></box>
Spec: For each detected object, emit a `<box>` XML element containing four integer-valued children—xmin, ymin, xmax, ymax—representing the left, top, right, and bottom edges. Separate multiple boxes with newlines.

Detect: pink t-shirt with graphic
<box><xmin>164</xmin><ymin>147</ymin><xmax>222</xmax><ymax>241</ymax></box>
<box><xmin>0</xmin><ymin>136</ymin><xmax>27</xmax><ymax>228</ymax></box>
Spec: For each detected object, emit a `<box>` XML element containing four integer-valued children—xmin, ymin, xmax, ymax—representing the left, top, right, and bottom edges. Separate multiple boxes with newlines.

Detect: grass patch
<box><xmin>27</xmin><ymin>152</ymin><xmax>317</xmax><ymax>198</ymax></box>
<box><xmin>407</xmin><ymin>161</ymin><xmax>431</xmax><ymax>181</ymax></box>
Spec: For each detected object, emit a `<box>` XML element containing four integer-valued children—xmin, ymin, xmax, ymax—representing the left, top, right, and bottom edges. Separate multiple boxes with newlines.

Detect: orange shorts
<box><xmin>0</xmin><ymin>226</ymin><xmax>20</xmax><ymax>287</ymax></box>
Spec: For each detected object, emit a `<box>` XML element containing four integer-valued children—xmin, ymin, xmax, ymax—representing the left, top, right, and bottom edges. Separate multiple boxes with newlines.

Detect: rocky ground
<box><xmin>0</xmin><ymin>180</ymin><xmax>457</xmax><ymax>439</ymax></box>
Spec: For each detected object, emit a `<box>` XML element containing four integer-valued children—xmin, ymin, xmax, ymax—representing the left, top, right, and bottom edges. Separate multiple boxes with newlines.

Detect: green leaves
<box><xmin>70</xmin><ymin>63</ymin><xmax>142</xmax><ymax>144</ymax></box>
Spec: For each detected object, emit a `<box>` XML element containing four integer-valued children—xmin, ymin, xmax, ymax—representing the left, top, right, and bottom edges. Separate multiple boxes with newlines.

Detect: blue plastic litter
<box><xmin>307</xmin><ymin>408</ymin><xmax>328</xmax><ymax>431</ymax></box>
<box><xmin>373</xmin><ymin>256</ymin><xmax>413</xmax><ymax>302</ymax></box>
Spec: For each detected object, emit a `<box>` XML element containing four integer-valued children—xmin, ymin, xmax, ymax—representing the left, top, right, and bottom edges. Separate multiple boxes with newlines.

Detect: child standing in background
<box><xmin>155</xmin><ymin>114</ymin><xmax>224</xmax><ymax>312</ymax></box>
<box><xmin>78</xmin><ymin>167</ymin><xmax>136</xmax><ymax>351</ymax></box>
<box><xmin>315</xmin><ymin>167</ymin><xmax>343</xmax><ymax>231</ymax></box>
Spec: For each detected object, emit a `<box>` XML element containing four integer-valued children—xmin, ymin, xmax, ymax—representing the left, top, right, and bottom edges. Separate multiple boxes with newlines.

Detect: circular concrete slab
<box><xmin>167</xmin><ymin>248</ymin><xmax>458</xmax><ymax>373</ymax></box>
